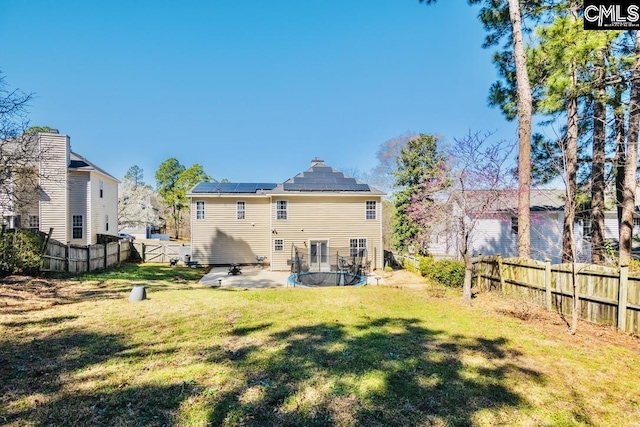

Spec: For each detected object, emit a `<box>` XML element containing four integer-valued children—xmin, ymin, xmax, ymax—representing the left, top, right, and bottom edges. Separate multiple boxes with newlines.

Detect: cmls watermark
<box><xmin>584</xmin><ymin>0</ymin><xmax>640</xmax><ymax>29</ymax></box>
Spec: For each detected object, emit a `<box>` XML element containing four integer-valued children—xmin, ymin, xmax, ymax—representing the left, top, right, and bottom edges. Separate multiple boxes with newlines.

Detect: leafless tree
<box><xmin>0</xmin><ymin>74</ymin><xmax>40</xmax><ymax>225</ymax></box>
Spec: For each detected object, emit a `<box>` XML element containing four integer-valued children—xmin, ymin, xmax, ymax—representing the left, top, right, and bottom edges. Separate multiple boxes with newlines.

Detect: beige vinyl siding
<box><xmin>38</xmin><ymin>133</ymin><xmax>69</xmax><ymax>243</ymax></box>
<box><xmin>87</xmin><ymin>171</ymin><xmax>119</xmax><ymax>243</ymax></box>
<box><xmin>8</xmin><ymin>172</ymin><xmax>40</xmax><ymax>224</ymax></box>
<box><xmin>191</xmin><ymin>196</ymin><xmax>271</xmax><ymax>265</ymax></box>
<box><xmin>68</xmin><ymin>173</ymin><xmax>90</xmax><ymax>245</ymax></box>
<box><xmin>269</xmin><ymin>195</ymin><xmax>383</xmax><ymax>271</ymax></box>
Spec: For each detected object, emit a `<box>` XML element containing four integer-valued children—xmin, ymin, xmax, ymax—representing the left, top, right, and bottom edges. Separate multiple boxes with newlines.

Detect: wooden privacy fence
<box><xmin>42</xmin><ymin>239</ymin><xmax>131</xmax><ymax>273</ymax></box>
<box><xmin>130</xmin><ymin>242</ymin><xmax>191</xmax><ymax>263</ymax></box>
<box><xmin>474</xmin><ymin>256</ymin><xmax>640</xmax><ymax>334</ymax></box>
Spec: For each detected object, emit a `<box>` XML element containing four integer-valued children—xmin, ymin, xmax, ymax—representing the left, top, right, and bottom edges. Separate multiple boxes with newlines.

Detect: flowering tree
<box><xmin>408</xmin><ymin>131</ymin><xmax>515</xmax><ymax>303</ymax></box>
<box><xmin>118</xmin><ymin>175</ymin><xmax>160</xmax><ymax>232</ymax></box>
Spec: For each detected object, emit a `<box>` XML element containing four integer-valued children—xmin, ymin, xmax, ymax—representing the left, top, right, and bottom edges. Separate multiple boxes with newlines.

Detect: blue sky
<box><xmin>0</xmin><ymin>0</ymin><xmax>516</xmax><ymax>186</ymax></box>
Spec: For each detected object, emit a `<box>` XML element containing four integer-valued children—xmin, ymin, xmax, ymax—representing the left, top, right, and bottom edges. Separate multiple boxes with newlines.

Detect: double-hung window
<box><xmin>105</xmin><ymin>214</ymin><xmax>109</xmax><ymax>231</ymax></box>
<box><xmin>99</xmin><ymin>181</ymin><xmax>104</xmax><ymax>198</ymax></box>
<box><xmin>276</xmin><ymin>200</ymin><xmax>288</xmax><ymax>220</ymax></box>
<box><xmin>350</xmin><ymin>238</ymin><xmax>367</xmax><ymax>257</ymax></box>
<box><xmin>366</xmin><ymin>201</ymin><xmax>377</xmax><ymax>220</ymax></box>
<box><xmin>196</xmin><ymin>201</ymin><xmax>205</xmax><ymax>220</ymax></box>
<box><xmin>72</xmin><ymin>215</ymin><xmax>83</xmax><ymax>239</ymax></box>
<box><xmin>28</xmin><ymin>215</ymin><xmax>39</xmax><ymax>232</ymax></box>
<box><xmin>274</xmin><ymin>239</ymin><xmax>284</xmax><ymax>251</ymax></box>
<box><xmin>237</xmin><ymin>201</ymin><xmax>246</xmax><ymax>220</ymax></box>
<box><xmin>510</xmin><ymin>217</ymin><xmax>518</xmax><ymax>235</ymax></box>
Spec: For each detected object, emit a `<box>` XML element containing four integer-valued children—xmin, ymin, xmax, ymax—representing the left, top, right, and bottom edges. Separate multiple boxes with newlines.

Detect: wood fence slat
<box><xmin>473</xmin><ymin>256</ymin><xmax>640</xmax><ymax>334</ymax></box>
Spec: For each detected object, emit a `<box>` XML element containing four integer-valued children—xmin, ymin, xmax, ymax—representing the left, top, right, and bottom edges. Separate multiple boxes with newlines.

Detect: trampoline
<box><xmin>288</xmin><ymin>244</ymin><xmax>367</xmax><ymax>288</ymax></box>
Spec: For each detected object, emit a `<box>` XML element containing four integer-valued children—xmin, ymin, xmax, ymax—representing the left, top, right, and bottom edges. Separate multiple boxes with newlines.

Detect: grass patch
<box><xmin>1</xmin><ymin>264</ymin><xmax>639</xmax><ymax>426</ymax></box>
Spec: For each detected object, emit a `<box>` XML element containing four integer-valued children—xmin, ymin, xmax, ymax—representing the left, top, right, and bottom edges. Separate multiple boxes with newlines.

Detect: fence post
<box><xmin>117</xmin><ymin>241</ymin><xmax>121</xmax><ymax>265</ymax></box>
<box><xmin>141</xmin><ymin>243</ymin><xmax>146</xmax><ymax>263</ymax></box>
<box><xmin>497</xmin><ymin>255</ymin><xmax>506</xmax><ymax>294</ymax></box>
<box><xmin>104</xmin><ymin>243</ymin><xmax>108</xmax><ymax>269</ymax></box>
<box><xmin>544</xmin><ymin>258</ymin><xmax>552</xmax><ymax>311</ymax></box>
<box><xmin>87</xmin><ymin>245</ymin><xmax>91</xmax><ymax>272</ymax></box>
<box><xmin>65</xmin><ymin>244</ymin><xmax>70</xmax><ymax>272</ymax></box>
<box><xmin>618</xmin><ymin>261</ymin><xmax>629</xmax><ymax>332</ymax></box>
<box><xmin>475</xmin><ymin>253</ymin><xmax>483</xmax><ymax>291</ymax></box>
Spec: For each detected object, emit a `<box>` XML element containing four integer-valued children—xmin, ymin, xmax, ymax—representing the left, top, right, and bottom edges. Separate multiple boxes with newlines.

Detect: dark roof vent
<box><xmin>311</xmin><ymin>157</ymin><xmax>324</xmax><ymax>167</ymax></box>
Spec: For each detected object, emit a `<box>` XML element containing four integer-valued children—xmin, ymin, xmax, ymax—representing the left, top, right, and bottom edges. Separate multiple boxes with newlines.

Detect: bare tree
<box><xmin>368</xmin><ymin>132</ymin><xmax>418</xmax><ymax>193</ymax></box>
<box><xmin>408</xmin><ymin>131</ymin><xmax>515</xmax><ymax>303</ymax></box>
<box><xmin>0</xmin><ymin>74</ymin><xmax>40</xmax><ymax>225</ymax></box>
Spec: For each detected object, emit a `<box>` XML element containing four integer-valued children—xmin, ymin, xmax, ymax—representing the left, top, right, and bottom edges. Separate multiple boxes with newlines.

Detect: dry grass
<box><xmin>1</xmin><ymin>263</ymin><xmax>639</xmax><ymax>426</ymax></box>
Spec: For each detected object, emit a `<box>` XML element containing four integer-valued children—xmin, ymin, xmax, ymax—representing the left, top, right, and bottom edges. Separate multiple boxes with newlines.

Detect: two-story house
<box><xmin>1</xmin><ymin>131</ymin><xmax>119</xmax><ymax>245</ymax></box>
<box><xmin>188</xmin><ymin>158</ymin><xmax>384</xmax><ymax>271</ymax></box>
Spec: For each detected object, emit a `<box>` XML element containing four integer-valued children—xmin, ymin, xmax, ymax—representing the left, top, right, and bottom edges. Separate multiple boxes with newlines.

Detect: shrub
<box><xmin>420</xmin><ymin>257</ymin><xmax>465</xmax><ymax>288</ymax></box>
<box><xmin>418</xmin><ymin>256</ymin><xmax>435</xmax><ymax>277</ymax></box>
<box><xmin>0</xmin><ymin>230</ymin><xmax>44</xmax><ymax>276</ymax></box>
<box><xmin>383</xmin><ymin>266</ymin><xmax>393</xmax><ymax>273</ymax></box>
<box><xmin>403</xmin><ymin>258</ymin><xmax>418</xmax><ymax>273</ymax></box>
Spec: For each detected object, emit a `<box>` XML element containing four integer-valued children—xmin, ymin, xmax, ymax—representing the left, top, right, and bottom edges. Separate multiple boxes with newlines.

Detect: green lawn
<box><xmin>1</xmin><ymin>263</ymin><xmax>639</xmax><ymax>426</ymax></box>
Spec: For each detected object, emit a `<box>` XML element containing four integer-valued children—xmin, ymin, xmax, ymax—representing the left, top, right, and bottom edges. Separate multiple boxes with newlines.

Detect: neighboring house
<box><xmin>430</xmin><ymin>189</ymin><xmax>573</xmax><ymax>263</ymax></box>
<box><xmin>188</xmin><ymin>158</ymin><xmax>385</xmax><ymax>271</ymax></box>
<box><xmin>1</xmin><ymin>131</ymin><xmax>119</xmax><ymax>245</ymax></box>
<box><xmin>595</xmin><ymin>190</ymin><xmax>640</xmax><ymax>246</ymax></box>
<box><xmin>431</xmin><ymin>188</ymin><xmax>640</xmax><ymax>263</ymax></box>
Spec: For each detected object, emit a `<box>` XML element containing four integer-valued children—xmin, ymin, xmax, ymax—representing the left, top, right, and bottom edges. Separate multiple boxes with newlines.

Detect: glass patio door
<box><xmin>309</xmin><ymin>240</ymin><xmax>329</xmax><ymax>271</ymax></box>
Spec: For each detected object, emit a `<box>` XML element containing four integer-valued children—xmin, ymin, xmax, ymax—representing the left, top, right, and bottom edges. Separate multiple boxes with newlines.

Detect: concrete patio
<box><xmin>199</xmin><ymin>266</ymin><xmax>384</xmax><ymax>289</ymax></box>
<box><xmin>199</xmin><ymin>266</ymin><xmax>290</xmax><ymax>289</ymax></box>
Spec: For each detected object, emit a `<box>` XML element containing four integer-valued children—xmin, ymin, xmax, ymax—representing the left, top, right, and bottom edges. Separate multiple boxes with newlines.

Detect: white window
<box><xmin>72</xmin><ymin>215</ymin><xmax>83</xmax><ymax>239</ymax></box>
<box><xmin>99</xmin><ymin>180</ymin><xmax>104</xmax><ymax>198</ymax></box>
<box><xmin>237</xmin><ymin>201</ymin><xmax>246</xmax><ymax>220</ymax></box>
<box><xmin>274</xmin><ymin>239</ymin><xmax>284</xmax><ymax>251</ymax></box>
<box><xmin>510</xmin><ymin>217</ymin><xmax>518</xmax><ymax>235</ymax></box>
<box><xmin>196</xmin><ymin>201</ymin><xmax>205</xmax><ymax>220</ymax></box>
<box><xmin>583</xmin><ymin>218</ymin><xmax>592</xmax><ymax>239</ymax></box>
<box><xmin>28</xmin><ymin>215</ymin><xmax>39</xmax><ymax>231</ymax></box>
<box><xmin>105</xmin><ymin>214</ymin><xmax>109</xmax><ymax>231</ymax></box>
<box><xmin>276</xmin><ymin>200</ymin><xmax>288</xmax><ymax>220</ymax></box>
<box><xmin>366</xmin><ymin>201</ymin><xmax>377</xmax><ymax>220</ymax></box>
<box><xmin>350</xmin><ymin>238</ymin><xmax>367</xmax><ymax>257</ymax></box>
<box><xmin>634</xmin><ymin>217</ymin><xmax>640</xmax><ymax>229</ymax></box>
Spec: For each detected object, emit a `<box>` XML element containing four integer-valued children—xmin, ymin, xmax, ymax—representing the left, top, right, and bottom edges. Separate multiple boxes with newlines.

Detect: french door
<box><xmin>309</xmin><ymin>240</ymin><xmax>329</xmax><ymax>271</ymax></box>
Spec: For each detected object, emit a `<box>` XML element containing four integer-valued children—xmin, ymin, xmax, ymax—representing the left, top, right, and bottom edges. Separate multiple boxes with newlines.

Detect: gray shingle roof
<box><xmin>69</xmin><ymin>151</ymin><xmax>119</xmax><ymax>181</ymax></box>
<box><xmin>449</xmin><ymin>189</ymin><xmax>565</xmax><ymax>212</ymax></box>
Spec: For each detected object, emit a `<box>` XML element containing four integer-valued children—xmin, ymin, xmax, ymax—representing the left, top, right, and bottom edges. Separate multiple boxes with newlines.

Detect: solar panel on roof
<box><xmin>191</xmin><ymin>182</ymin><xmax>278</xmax><ymax>193</ymax></box>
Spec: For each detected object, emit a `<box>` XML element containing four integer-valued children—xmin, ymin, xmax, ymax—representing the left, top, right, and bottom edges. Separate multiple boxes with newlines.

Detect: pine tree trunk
<box><xmin>620</xmin><ymin>34</ymin><xmax>640</xmax><ymax>264</ymax></box>
<box><xmin>591</xmin><ymin>51</ymin><xmax>606</xmax><ymax>264</ymax></box>
<box><xmin>507</xmin><ymin>0</ymin><xmax>532</xmax><ymax>259</ymax></box>
<box><xmin>562</xmin><ymin>94</ymin><xmax>578</xmax><ymax>263</ymax></box>
<box><xmin>615</xmin><ymin>94</ymin><xmax>626</xmax><ymax>233</ymax></box>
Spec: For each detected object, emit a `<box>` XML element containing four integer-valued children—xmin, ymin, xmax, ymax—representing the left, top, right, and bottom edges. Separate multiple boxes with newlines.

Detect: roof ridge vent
<box><xmin>311</xmin><ymin>157</ymin><xmax>324</xmax><ymax>167</ymax></box>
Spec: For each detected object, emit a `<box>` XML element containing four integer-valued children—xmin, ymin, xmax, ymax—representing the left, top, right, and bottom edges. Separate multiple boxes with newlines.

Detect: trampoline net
<box><xmin>290</xmin><ymin>244</ymin><xmax>368</xmax><ymax>286</ymax></box>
